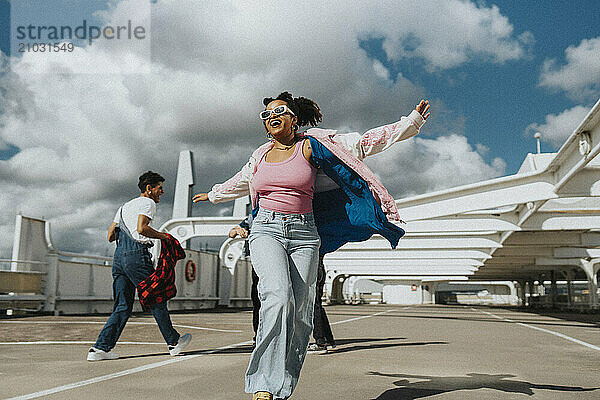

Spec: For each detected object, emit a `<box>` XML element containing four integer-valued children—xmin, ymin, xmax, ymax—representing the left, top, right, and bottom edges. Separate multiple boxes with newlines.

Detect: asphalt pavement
<box><xmin>1</xmin><ymin>304</ymin><xmax>599</xmax><ymax>399</ymax></box>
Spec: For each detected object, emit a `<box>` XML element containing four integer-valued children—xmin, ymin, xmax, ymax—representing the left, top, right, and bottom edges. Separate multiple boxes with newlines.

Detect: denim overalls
<box><xmin>94</xmin><ymin>209</ymin><xmax>180</xmax><ymax>351</ymax></box>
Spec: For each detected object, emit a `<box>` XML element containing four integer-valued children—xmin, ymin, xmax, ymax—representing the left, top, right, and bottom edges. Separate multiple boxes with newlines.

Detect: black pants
<box><xmin>312</xmin><ymin>258</ymin><xmax>335</xmax><ymax>346</ymax></box>
<box><xmin>251</xmin><ymin>267</ymin><xmax>260</xmax><ymax>338</ymax></box>
<box><xmin>250</xmin><ymin>257</ymin><xmax>334</xmax><ymax>346</ymax></box>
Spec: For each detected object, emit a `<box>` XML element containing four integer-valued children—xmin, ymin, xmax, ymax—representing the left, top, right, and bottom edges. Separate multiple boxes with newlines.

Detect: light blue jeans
<box><xmin>245</xmin><ymin>208</ymin><xmax>320</xmax><ymax>399</ymax></box>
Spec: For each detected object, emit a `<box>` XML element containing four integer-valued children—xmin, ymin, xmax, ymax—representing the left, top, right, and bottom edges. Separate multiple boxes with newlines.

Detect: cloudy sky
<box><xmin>0</xmin><ymin>0</ymin><xmax>598</xmax><ymax>257</ymax></box>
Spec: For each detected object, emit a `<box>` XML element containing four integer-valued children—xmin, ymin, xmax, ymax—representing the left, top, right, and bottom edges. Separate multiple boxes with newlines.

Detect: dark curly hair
<box><xmin>263</xmin><ymin>91</ymin><xmax>322</xmax><ymax>127</ymax></box>
<box><xmin>138</xmin><ymin>171</ymin><xmax>164</xmax><ymax>193</ymax></box>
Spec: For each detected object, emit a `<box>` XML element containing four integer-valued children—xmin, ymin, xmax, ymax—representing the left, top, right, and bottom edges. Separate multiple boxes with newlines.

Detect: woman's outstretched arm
<box><xmin>193</xmin><ymin>157</ymin><xmax>253</xmax><ymax>204</ymax></box>
<box><xmin>332</xmin><ymin>99</ymin><xmax>430</xmax><ymax>160</ymax></box>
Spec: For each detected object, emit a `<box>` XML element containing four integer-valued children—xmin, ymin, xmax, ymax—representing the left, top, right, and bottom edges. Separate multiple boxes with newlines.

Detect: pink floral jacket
<box><xmin>207</xmin><ymin>110</ymin><xmax>425</xmax><ymax>222</ymax></box>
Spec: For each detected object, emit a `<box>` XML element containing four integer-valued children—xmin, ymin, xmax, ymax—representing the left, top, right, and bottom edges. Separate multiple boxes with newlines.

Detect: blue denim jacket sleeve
<box><xmin>308</xmin><ymin>136</ymin><xmax>405</xmax><ymax>255</ymax></box>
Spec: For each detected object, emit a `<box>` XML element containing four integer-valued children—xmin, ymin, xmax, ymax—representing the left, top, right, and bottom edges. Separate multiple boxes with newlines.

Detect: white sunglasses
<box><xmin>259</xmin><ymin>104</ymin><xmax>295</xmax><ymax>120</ymax></box>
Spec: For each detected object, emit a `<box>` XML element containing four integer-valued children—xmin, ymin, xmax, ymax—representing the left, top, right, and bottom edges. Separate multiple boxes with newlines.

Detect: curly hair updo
<box><xmin>263</xmin><ymin>91</ymin><xmax>322</xmax><ymax>127</ymax></box>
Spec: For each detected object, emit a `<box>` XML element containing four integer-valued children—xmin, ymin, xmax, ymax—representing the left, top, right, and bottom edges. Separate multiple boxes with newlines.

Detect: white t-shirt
<box><xmin>113</xmin><ymin>197</ymin><xmax>157</xmax><ymax>244</ymax></box>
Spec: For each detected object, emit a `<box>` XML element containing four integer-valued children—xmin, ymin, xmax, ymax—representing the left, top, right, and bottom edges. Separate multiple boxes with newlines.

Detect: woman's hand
<box><xmin>416</xmin><ymin>99</ymin><xmax>430</xmax><ymax>120</ymax></box>
<box><xmin>192</xmin><ymin>193</ymin><xmax>209</xmax><ymax>203</ymax></box>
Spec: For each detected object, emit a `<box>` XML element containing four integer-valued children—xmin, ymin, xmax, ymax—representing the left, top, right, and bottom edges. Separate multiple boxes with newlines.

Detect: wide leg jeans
<box><xmin>245</xmin><ymin>209</ymin><xmax>320</xmax><ymax>398</ymax></box>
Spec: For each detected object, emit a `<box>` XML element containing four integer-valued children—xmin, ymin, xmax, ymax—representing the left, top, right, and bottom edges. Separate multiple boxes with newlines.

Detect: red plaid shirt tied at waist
<box><xmin>137</xmin><ymin>233</ymin><xmax>186</xmax><ymax>309</ymax></box>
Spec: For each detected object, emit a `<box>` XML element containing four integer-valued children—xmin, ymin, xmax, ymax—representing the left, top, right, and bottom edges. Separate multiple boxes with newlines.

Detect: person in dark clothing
<box><xmin>228</xmin><ymin>218</ymin><xmax>260</xmax><ymax>344</ymax></box>
<box><xmin>250</xmin><ymin>268</ymin><xmax>260</xmax><ymax>341</ymax></box>
<box><xmin>307</xmin><ymin>256</ymin><xmax>336</xmax><ymax>352</ymax></box>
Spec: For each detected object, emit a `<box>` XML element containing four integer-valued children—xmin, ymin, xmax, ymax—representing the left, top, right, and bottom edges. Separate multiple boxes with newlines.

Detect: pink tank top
<box><xmin>253</xmin><ymin>140</ymin><xmax>317</xmax><ymax>214</ymax></box>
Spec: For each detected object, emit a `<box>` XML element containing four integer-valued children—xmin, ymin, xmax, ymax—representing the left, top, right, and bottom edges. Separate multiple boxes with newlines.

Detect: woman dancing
<box><xmin>194</xmin><ymin>92</ymin><xmax>429</xmax><ymax>400</ymax></box>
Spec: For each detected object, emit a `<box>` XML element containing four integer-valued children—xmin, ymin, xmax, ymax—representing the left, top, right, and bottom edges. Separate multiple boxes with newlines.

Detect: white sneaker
<box><xmin>169</xmin><ymin>333</ymin><xmax>192</xmax><ymax>356</ymax></box>
<box><xmin>307</xmin><ymin>343</ymin><xmax>329</xmax><ymax>354</ymax></box>
<box><xmin>87</xmin><ymin>347</ymin><xmax>119</xmax><ymax>361</ymax></box>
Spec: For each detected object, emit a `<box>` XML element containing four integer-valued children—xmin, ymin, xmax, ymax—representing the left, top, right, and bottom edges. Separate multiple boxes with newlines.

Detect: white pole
<box><xmin>534</xmin><ymin>132</ymin><xmax>541</xmax><ymax>154</ymax></box>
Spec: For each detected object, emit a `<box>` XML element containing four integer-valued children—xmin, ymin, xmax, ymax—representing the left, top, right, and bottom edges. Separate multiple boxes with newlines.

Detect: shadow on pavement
<box><xmin>178</xmin><ymin>337</ymin><xmax>436</xmax><ymax>356</ymax></box>
<box><xmin>369</xmin><ymin>372</ymin><xmax>599</xmax><ymax>399</ymax></box>
<box><xmin>513</xmin><ymin>308</ymin><xmax>600</xmax><ymax>327</ymax></box>
<box><xmin>324</xmin><ymin>338</ymin><xmax>447</xmax><ymax>355</ymax></box>
<box><xmin>118</xmin><ymin>344</ymin><xmax>256</xmax><ymax>358</ymax></box>
<box><xmin>118</xmin><ymin>352</ymin><xmax>170</xmax><ymax>360</ymax></box>
<box><xmin>191</xmin><ymin>344</ymin><xmax>255</xmax><ymax>355</ymax></box>
<box><xmin>117</xmin><ymin>345</ymin><xmax>255</xmax><ymax>359</ymax></box>
<box><xmin>333</xmin><ymin>337</ymin><xmax>406</xmax><ymax>345</ymax></box>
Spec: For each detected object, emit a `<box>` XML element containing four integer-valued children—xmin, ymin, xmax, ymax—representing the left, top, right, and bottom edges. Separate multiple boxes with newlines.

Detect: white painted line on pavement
<box><xmin>0</xmin><ymin>341</ymin><xmax>165</xmax><ymax>345</ymax></box>
<box><xmin>331</xmin><ymin>308</ymin><xmax>406</xmax><ymax>326</ymax></box>
<box><xmin>5</xmin><ymin>339</ymin><xmax>253</xmax><ymax>400</ymax></box>
<box><xmin>171</xmin><ymin>323</ymin><xmax>242</xmax><ymax>333</ymax></box>
<box><xmin>473</xmin><ymin>308</ymin><xmax>600</xmax><ymax>351</ymax></box>
<box><xmin>0</xmin><ymin>320</ymin><xmax>242</xmax><ymax>333</ymax></box>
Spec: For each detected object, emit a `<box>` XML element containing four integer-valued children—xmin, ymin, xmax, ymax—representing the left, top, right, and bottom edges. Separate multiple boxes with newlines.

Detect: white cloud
<box><xmin>151</xmin><ymin>1</ymin><xmax>530</xmax><ymax>73</ymax></box>
<box><xmin>526</xmin><ymin>105</ymin><xmax>591</xmax><ymax>148</ymax></box>
<box><xmin>0</xmin><ymin>0</ymin><xmax>520</xmax><ymax>257</ymax></box>
<box><xmin>373</xmin><ymin>1</ymin><xmax>531</xmax><ymax>70</ymax></box>
<box><xmin>539</xmin><ymin>36</ymin><xmax>600</xmax><ymax>100</ymax></box>
<box><xmin>365</xmin><ymin>135</ymin><xmax>506</xmax><ymax>198</ymax></box>
<box><xmin>372</xmin><ymin>60</ymin><xmax>390</xmax><ymax>81</ymax></box>
<box><xmin>475</xmin><ymin>143</ymin><xmax>489</xmax><ymax>156</ymax></box>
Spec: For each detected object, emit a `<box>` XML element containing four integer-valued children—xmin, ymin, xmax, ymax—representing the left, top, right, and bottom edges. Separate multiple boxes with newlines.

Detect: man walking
<box><xmin>87</xmin><ymin>171</ymin><xmax>191</xmax><ymax>361</ymax></box>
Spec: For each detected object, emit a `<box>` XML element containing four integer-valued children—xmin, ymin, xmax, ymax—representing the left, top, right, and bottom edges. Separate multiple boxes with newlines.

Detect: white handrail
<box><xmin>0</xmin><ymin>259</ymin><xmax>48</xmax><ymax>265</ymax></box>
